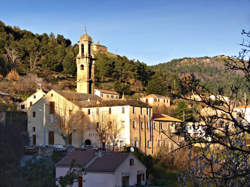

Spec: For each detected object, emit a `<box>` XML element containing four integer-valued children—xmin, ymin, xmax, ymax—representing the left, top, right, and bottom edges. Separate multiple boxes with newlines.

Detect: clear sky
<box><xmin>1</xmin><ymin>0</ymin><xmax>250</xmax><ymax>65</ymax></box>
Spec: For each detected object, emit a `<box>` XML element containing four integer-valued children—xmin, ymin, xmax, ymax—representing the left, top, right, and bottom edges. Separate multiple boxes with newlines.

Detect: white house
<box><xmin>56</xmin><ymin>150</ymin><xmax>147</xmax><ymax>187</ymax></box>
<box><xmin>140</xmin><ymin>94</ymin><xmax>170</xmax><ymax>107</ymax></box>
<box><xmin>18</xmin><ymin>88</ymin><xmax>46</xmax><ymax>112</ymax></box>
<box><xmin>94</xmin><ymin>89</ymin><xmax>119</xmax><ymax>100</ymax></box>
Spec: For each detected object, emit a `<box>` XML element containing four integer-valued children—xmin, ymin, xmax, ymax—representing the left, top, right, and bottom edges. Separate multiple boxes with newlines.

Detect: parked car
<box><xmin>51</xmin><ymin>144</ymin><xmax>67</xmax><ymax>151</ymax></box>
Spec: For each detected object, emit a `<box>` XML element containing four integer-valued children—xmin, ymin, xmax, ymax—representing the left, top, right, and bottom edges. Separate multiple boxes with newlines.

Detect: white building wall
<box><xmin>82</xmin><ymin>105</ymin><xmax>131</xmax><ymax>147</ymax></box>
<box><xmin>18</xmin><ymin>89</ymin><xmax>46</xmax><ymax>112</ymax></box>
<box><xmin>85</xmin><ymin>173</ymin><xmax>115</xmax><ymax>187</ymax></box>
<box><xmin>114</xmin><ymin>154</ymin><xmax>146</xmax><ymax>186</ymax></box>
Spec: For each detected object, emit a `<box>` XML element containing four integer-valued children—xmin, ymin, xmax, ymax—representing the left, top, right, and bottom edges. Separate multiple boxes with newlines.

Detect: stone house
<box><xmin>56</xmin><ymin>150</ymin><xmax>146</xmax><ymax>187</ymax></box>
<box><xmin>151</xmin><ymin>113</ymin><xmax>184</xmax><ymax>154</ymax></box>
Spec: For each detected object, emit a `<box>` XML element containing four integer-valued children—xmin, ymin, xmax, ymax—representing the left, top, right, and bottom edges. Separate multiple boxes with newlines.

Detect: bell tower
<box><xmin>76</xmin><ymin>29</ymin><xmax>95</xmax><ymax>94</ymax></box>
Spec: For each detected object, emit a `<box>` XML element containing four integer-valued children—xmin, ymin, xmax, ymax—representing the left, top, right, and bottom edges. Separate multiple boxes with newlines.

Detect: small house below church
<box><xmin>56</xmin><ymin>150</ymin><xmax>146</xmax><ymax>187</ymax></box>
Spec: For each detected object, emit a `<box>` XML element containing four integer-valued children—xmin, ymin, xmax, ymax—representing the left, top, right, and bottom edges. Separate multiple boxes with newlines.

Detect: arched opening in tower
<box><xmin>81</xmin><ymin>44</ymin><xmax>84</xmax><ymax>56</ymax></box>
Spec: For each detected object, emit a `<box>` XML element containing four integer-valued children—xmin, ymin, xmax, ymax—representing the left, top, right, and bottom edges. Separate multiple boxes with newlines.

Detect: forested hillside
<box><xmin>150</xmin><ymin>56</ymin><xmax>248</xmax><ymax>97</ymax></box>
<box><xmin>0</xmin><ymin>20</ymin><xmax>247</xmax><ymax>102</ymax></box>
<box><xmin>0</xmin><ymin>20</ymin><xmax>154</xmax><ymax>99</ymax></box>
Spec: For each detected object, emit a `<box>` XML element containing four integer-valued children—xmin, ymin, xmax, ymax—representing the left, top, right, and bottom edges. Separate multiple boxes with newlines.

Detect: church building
<box><xmin>22</xmin><ymin>30</ymin><xmax>183</xmax><ymax>155</ymax></box>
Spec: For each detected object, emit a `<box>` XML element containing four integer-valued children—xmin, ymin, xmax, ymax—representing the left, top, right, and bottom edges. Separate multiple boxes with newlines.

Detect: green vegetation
<box><xmin>95</xmin><ymin>53</ymin><xmax>154</xmax><ymax>95</ymax></box>
<box><xmin>151</xmin><ymin>56</ymin><xmax>249</xmax><ymax>99</ymax></box>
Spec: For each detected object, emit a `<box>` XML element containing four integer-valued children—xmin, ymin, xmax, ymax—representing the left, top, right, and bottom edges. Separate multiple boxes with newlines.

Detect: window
<box><xmin>49</xmin><ymin>102</ymin><xmax>55</xmax><ymax>114</ymax></box>
<box><xmin>140</xmin><ymin>107</ymin><xmax>142</xmax><ymax>115</ymax></box>
<box><xmin>88</xmin><ymin>109</ymin><xmax>91</xmax><ymax>115</ymax></box>
<box><xmin>141</xmin><ymin>122</ymin><xmax>143</xmax><ymax>129</ymax></box>
<box><xmin>132</xmin><ymin>107</ymin><xmax>135</xmax><ymax>114</ymax></box>
<box><xmin>33</xmin><ymin>111</ymin><xmax>36</xmax><ymax>118</ymax></box>
<box><xmin>129</xmin><ymin>159</ymin><xmax>134</xmax><ymax>166</ymax></box>
<box><xmin>32</xmin><ymin>127</ymin><xmax>36</xmax><ymax>132</ymax></box>
<box><xmin>30</xmin><ymin>102</ymin><xmax>32</xmax><ymax>107</ymax></box>
<box><xmin>109</xmin><ymin>108</ymin><xmax>111</xmax><ymax>114</ymax></box>
<box><xmin>21</xmin><ymin>104</ymin><xmax>25</xmax><ymax>109</ymax></box>
<box><xmin>160</xmin><ymin>122</ymin><xmax>163</xmax><ymax>129</ymax></box>
<box><xmin>50</xmin><ymin>114</ymin><xmax>54</xmax><ymax>123</ymax></box>
<box><xmin>111</xmin><ymin>95</ymin><xmax>114</xmax><ymax>99</ymax></box>
<box><xmin>34</xmin><ymin>95</ymin><xmax>36</xmax><ymax>99</ymax></box>
<box><xmin>96</xmin><ymin>122</ymin><xmax>99</xmax><ymax>128</ymax></box>
<box><xmin>135</xmin><ymin>140</ymin><xmax>138</xmax><ymax>147</ymax></box>
<box><xmin>147</xmin><ymin>141</ymin><xmax>151</xmax><ymax>148</ymax></box>
<box><xmin>158</xmin><ymin>140</ymin><xmax>161</xmax><ymax>147</ymax></box>
<box><xmin>122</xmin><ymin>107</ymin><xmax>125</xmax><ymax>114</ymax></box>
<box><xmin>153</xmin><ymin>122</ymin><xmax>156</xmax><ymax>129</ymax></box>
<box><xmin>132</xmin><ymin>121</ymin><xmax>136</xmax><ymax>128</ymax></box>
<box><xmin>80</xmin><ymin>64</ymin><xmax>84</xmax><ymax>70</ymax></box>
<box><xmin>69</xmin><ymin>109</ymin><xmax>72</xmax><ymax>116</ymax></box>
<box><xmin>154</xmin><ymin>99</ymin><xmax>157</xmax><ymax>102</ymax></box>
<box><xmin>51</xmin><ymin>93</ymin><xmax>53</xmax><ymax>97</ymax></box>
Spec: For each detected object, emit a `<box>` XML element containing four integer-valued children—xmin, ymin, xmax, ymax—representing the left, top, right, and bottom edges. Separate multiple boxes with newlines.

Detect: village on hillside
<box><xmin>1</xmin><ymin>28</ymin><xmax>249</xmax><ymax>187</ymax></box>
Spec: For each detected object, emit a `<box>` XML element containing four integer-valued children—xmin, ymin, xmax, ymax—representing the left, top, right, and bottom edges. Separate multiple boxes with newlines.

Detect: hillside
<box><xmin>150</xmin><ymin>56</ymin><xmax>248</xmax><ymax>96</ymax></box>
<box><xmin>0</xmin><ymin>20</ymin><xmax>247</xmax><ymax>104</ymax></box>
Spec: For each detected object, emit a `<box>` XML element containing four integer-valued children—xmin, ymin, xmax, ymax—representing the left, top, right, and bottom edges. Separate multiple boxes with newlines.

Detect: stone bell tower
<box><xmin>76</xmin><ymin>29</ymin><xmax>95</xmax><ymax>94</ymax></box>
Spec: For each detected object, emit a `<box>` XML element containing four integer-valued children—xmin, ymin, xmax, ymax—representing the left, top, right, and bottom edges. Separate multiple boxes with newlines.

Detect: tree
<box><xmin>147</xmin><ymin>77</ymin><xmax>167</xmax><ymax>95</ymax></box>
<box><xmin>57</xmin><ymin>160</ymin><xmax>82</xmax><ymax>187</ymax></box>
<box><xmin>174</xmin><ymin>100</ymin><xmax>195</xmax><ymax>122</ymax></box>
<box><xmin>21</xmin><ymin>156</ymin><xmax>56</xmax><ymax>187</ymax></box>
<box><xmin>0</xmin><ymin>113</ymin><xmax>29</xmax><ymax>187</ymax></box>
<box><xmin>95</xmin><ymin>112</ymin><xmax>122</xmax><ymax>150</ymax></box>
<box><xmin>178</xmin><ymin>31</ymin><xmax>250</xmax><ymax>186</ymax></box>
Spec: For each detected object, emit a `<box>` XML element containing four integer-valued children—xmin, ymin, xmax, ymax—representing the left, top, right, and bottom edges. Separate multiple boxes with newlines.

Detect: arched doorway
<box><xmin>85</xmin><ymin>139</ymin><xmax>91</xmax><ymax>145</ymax></box>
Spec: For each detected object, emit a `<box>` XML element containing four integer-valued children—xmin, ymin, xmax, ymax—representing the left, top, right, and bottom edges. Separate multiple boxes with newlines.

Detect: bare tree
<box><xmin>96</xmin><ymin>112</ymin><xmax>122</xmax><ymax>150</ymax></box>
<box><xmin>177</xmin><ymin>31</ymin><xmax>250</xmax><ymax>186</ymax></box>
<box><xmin>4</xmin><ymin>46</ymin><xmax>19</xmax><ymax>69</ymax></box>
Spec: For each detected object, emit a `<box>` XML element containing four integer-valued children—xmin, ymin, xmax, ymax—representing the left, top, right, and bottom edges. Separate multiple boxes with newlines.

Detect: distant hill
<box><xmin>150</xmin><ymin>56</ymin><xmax>248</xmax><ymax>96</ymax></box>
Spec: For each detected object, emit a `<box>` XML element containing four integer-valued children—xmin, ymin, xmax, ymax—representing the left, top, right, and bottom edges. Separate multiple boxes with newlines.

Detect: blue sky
<box><xmin>1</xmin><ymin>0</ymin><xmax>250</xmax><ymax>65</ymax></box>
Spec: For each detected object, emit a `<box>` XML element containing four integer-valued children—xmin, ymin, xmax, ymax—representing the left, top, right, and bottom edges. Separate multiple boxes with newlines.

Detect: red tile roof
<box><xmin>153</xmin><ymin>113</ymin><xmax>182</xmax><ymax>122</ymax></box>
<box><xmin>97</xmin><ymin>89</ymin><xmax>119</xmax><ymax>95</ymax></box>
<box><xmin>56</xmin><ymin>150</ymin><xmax>96</xmax><ymax>167</ymax></box>
<box><xmin>87</xmin><ymin>152</ymin><xmax>129</xmax><ymax>172</ymax></box>
<box><xmin>56</xmin><ymin>150</ymin><xmax>131</xmax><ymax>173</ymax></box>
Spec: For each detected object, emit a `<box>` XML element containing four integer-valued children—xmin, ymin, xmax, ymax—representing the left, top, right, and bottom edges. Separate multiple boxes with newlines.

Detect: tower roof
<box><xmin>80</xmin><ymin>29</ymin><xmax>92</xmax><ymax>42</ymax></box>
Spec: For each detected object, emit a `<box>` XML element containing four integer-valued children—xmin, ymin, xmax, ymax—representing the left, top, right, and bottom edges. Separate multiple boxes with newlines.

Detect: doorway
<box><xmin>49</xmin><ymin>131</ymin><xmax>54</xmax><ymax>145</ymax></box>
<box><xmin>85</xmin><ymin>139</ymin><xmax>91</xmax><ymax>145</ymax></box>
